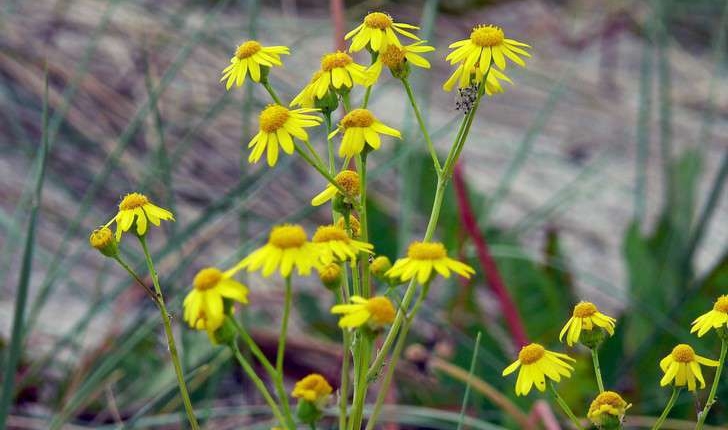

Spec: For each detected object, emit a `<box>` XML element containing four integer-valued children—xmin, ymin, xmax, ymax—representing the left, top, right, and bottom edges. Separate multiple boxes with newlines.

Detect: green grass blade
<box><xmin>456</xmin><ymin>332</ymin><xmax>482</xmax><ymax>430</ymax></box>
<box><xmin>635</xmin><ymin>5</ymin><xmax>654</xmax><ymax>223</ymax></box>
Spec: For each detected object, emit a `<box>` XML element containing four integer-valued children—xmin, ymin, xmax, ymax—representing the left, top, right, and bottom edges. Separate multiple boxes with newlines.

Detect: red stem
<box><xmin>329</xmin><ymin>0</ymin><xmax>346</xmax><ymax>51</ymax></box>
<box><xmin>452</xmin><ymin>162</ymin><xmax>529</xmax><ymax>348</ymax></box>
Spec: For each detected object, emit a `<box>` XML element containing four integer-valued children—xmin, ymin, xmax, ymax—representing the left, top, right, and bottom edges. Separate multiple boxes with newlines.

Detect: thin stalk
<box><xmin>112</xmin><ymin>256</ymin><xmax>162</xmax><ymax>307</ymax></box>
<box><xmin>695</xmin><ymin>339</ymin><xmax>727</xmax><ymax>429</ymax></box>
<box><xmin>401</xmin><ymin>77</ymin><xmax>441</xmax><ymax>173</ymax></box>
<box><xmin>324</xmin><ymin>112</ymin><xmax>335</xmax><ymax>174</ymax></box>
<box><xmin>338</xmin><ymin>297</ymin><xmax>351</xmax><ymax>430</ymax></box>
<box><xmin>342</xmin><ymin>92</ymin><xmax>351</xmax><ymax>111</ymax></box>
<box><xmin>591</xmin><ymin>348</ymin><xmax>605</xmax><ymax>393</ymax></box>
<box><xmin>456</xmin><ymin>332</ymin><xmax>482</xmax><ymax>430</ymax></box>
<box><xmin>277</xmin><ymin>276</ymin><xmax>292</xmax><ymax>376</ymax></box>
<box><xmin>138</xmin><ymin>237</ymin><xmax>199</xmax><ymax>430</ymax></box>
<box><xmin>263</xmin><ymin>81</ymin><xmax>283</xmax><ymax>105</ymax></box>
<box><xmin>355</xmin><ymin>154</ymin><xmax>371</xmax><ymax>297</ymax></box>
<box><xmin>651</xmin><ymin>387</ymin><xmax>680</xmax><ymax>430</ymax></box>
<box><xmin>549</xmin><ymin>382</ymin><xmax>583</xmax><ymax>430</ymax></box>
<box><xmin>362</xmin><ymin>86</ymin><xmax>373</xmax><ymax>108</ymax></box>
<box><xmin>294</xmin><ymin>144</ymin><xmax>350</xmax><ymax>197</ymax></box>
<box><xmin>302</xmin><ymin>139</ymin><xmax>326</xmax><ymax>168</ymax></box>
<box><xmin>348</xmin><ymin>334</ymin><xmax>371</xmax><ymax>430</ymax></box>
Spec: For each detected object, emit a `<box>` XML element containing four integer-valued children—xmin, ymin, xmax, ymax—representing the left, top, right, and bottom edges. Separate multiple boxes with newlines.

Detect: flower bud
<box><xmin>370</xmin><ymin>256</ymin><xmax>392</xmax><ymax>280</ymax></box>
<box><xmin>89</xmin><ymin>226</ymin><xmax>118</xmax><ymax>258</ymax></box>
<box><xmin>318</xmin><ymin>263</ymin><xmax>342</xmax><ymax>290</ymax></box>
<box><xmin>588</xmin><ymin>391</ymin><xmax>630</xmax><ymax>430</ymax></box>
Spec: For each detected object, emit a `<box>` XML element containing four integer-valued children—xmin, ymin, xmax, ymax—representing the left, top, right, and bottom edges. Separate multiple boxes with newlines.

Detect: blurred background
<box><xmin>1</xmin><ymin>0</ymin><xmax>727</xmax><ymax>428</ymax></box>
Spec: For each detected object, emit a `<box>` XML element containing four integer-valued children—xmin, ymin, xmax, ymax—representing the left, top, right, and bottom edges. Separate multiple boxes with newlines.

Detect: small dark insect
<box><xmin>455</xmin><ymin>84</ymin><xmax>478</xmax><ymax>114</ymax></box>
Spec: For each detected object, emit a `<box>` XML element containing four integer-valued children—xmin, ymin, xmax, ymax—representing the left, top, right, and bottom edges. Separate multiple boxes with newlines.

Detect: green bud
<box><xmin>296</xmin><ymin>399</ymin><xmax>322</xmax><ymax>424</ymax></box>
<box><xmin>579</xmin><ymin>328</ymin><xmax>606</xmax><ymax>349</ymax></box>
<box><xmin>89</xmin><ymin>226</ymin><xmax>119</xmax><ymax>258</ymax></box>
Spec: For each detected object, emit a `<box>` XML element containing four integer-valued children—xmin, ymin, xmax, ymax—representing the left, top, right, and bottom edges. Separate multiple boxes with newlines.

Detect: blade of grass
<box><xmin>634</xmin><ymin>8</ymin><xmax>654</xmax><ymax>224</ymax></box>
<box><xmin>456</xmin><ymin>332</ymin><xmax>481</xmax><ymax>430</ymax></box>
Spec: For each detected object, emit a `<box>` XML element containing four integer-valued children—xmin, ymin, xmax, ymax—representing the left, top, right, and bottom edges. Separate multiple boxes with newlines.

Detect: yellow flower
<box><xmin>307</xmin><ymin>52</ymin><xmax>373</xmax><ymax>99</ymax></box>
<box><xmin>337</xmin><ymin>215</ymin><xmax>361</xmax><ymax>238</ymax></box>
<box><xmin>659</xmin><ymin>344</ymin><xmax>719</xmax><ymax>391</ymax></box>
<box><xmin>345</xmin><ymin>12</ymin><xmax>420</xmax><ymax>53</ymax></box>
<box><xmin>220</xmin><ymin>41</ymin><xmax>289</xmax><ymax>90</ymax></box>
<box><xmin>442</xmin><ymin>62</ymin><xmax>512</xmax><ymax>93</ymax></box>
<box><xmin>291</xmin><ymin>373</ymin><xmax>333</xmax><ymax>404</ymax></box>
<box><xmin>501</xmin><ymin>343</ymin><xmax>575</xmax><ymax>396</ymax></box>
<box><xmin>329</xmin><ymin>109</ymin><xmax>401</xmax><ymax>157</ymax></box>
<box><xmin>318</xmin><ymin>263</ymin><xmax>343</xmax><ymax>290</ymax></box>
<box><xmin>290</xmin><ymin>70</ymin><xmax>325</xmax><ymax>109</ymax></box>
<box><xmin>370</xmin><ymin>256</ymin><xmax>392</xmax><ymax>278</ymax></box>
<box><xmin>311</xmin><ymin>170</ymin><xmax>360</xmax><ymax>206</ymax></box>
<box><xmin>587</xmin><ymin>391</ymin><xmax>631</xmax><ymax>428</ymax></box>
<box><xmin>312</xmin><ymin>225</ymin><xmax>373</xmax><ymax>264</ymax></box>
<box><xmin>369</xmin><ymin>41</ymin><xmax>435</xmax><ymax>80</ymax></box>
<box><xmin>107</xmin><ymin>192</ymin><xmax>174</xmax><ymax>240</ymax></box>
<box><xmin>446</xmin><ymin>25</ymin><xmax>531</xmax><ymax>73</ymax></box>
<box><xmin>248</xmin><ymin>104</ymin><xmax>322</xmax><ymax>167</ymax></box>
<box><xmin>386</xmin><ymin>241</ymin><xmax>474</xmax><ymax>284</ymax></box>
<box><xmin>183</xmin><ymin>267</ymin><xmax>249</xmax><ymax>335</ymax></box>
<box><xmin>559</xmin><ymin>301</ymin><xmax>616</xmax><ymax>347</ymax></box>
<box><xmin>691</xmin><ymin>295</ymin><xmax>728</xmax><ymax>337</ymax></box>
<box><xmin>235</xmin><ymin>224</ymin><xmax>320</xmax><ymax>277</ymax></box>
<box><xmin>331</xmin><ymin>296</ymin><xmax>396</xmax><ymax>329</ymax></box>
<box><xmin>89</xmin><ymin>226</ymin><xmax>118</xmax><ymax>257</ymax></box>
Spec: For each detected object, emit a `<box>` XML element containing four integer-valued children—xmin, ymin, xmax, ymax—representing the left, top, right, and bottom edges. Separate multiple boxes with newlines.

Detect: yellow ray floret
<box><xmin>329</xmin><ymin>108</ymin><xmax>400</xmax><ymax>157</ymax></box>
<box><xmin>446</xmin><ymin>25</ymin><xmax>530</xmax><ymax>72</ymax></box>
<box><xmin>691</xmin><ymin>295</ymin><xmax>728</xmax><ymax>337</ymax></box>
<box><xmin>312</xmin><ymin>225</ymin><xmax>373</xmax><ymax>264</ymax></box>
<box><xmin>304</xmin><ymin>52</ymin><xmax>373</xmax><ymax>100</ymax></box>
<box><xmin>386</xmin><ymin>241</ymin><xmax>474</xmax><ymax>285</ymax></box>
<box><xmin>369</xmin><ymin>41</ymin><xmax>435</xmax><ymax>80</ymax></box>
<box><xmin>502</xmin><ymin>343</ymin><xmax>575</xmax><ymax>396</ymax></box>
<box><xmin>220</xmin><ymin>40</ymin><xmax>289</xmax><ymax>90</ymax></box>
<box><xmin>183</xmin><ymin>267</ymin><xmax>249</xmax><ymax>337</ymax></box>
<box><xmin>106</xmin><ymin>192</ymin><xmax>174</xmax><ymax>240</ymax></box>
<box><xmin>346</xmin><ymin>12</ymin><xmax>420</xmax><ymax>53</ymax></box>
<box><xmin>442</xmin><ymin>62</ymin><xmax>512</xmax><ymax>93</ymax></box>
<box><xmin>659</xmin><ymin>344</ymin><xmax>719</xmax><ymax>391</ymax></box>
<box><xmin>248</xmin><ymin>104</ymin><xmax>322</xmax><ymax>167</ymax></box>
<box><xmin>331</xmin><ymin>296</ymin><xmax>396</xmax><ymax>329</ymax></box>
<box><xmin>559</xmin><ymin>301</ymin><xmax>616</xmax><ymax>347</ymax></box>
<box><xmin>291</xmin><ymin>373</ymin><xmax>333</xmax><ymax>404</ymax></box>
<box><xmin>234</xmin><ymin>224</ymin><xmax>320</xmax><ymax>278</ymax></box>
<box><xmin>587</xmin><ymin>391</ymin><xmax>631</xmax><ymax>427</ymax></box>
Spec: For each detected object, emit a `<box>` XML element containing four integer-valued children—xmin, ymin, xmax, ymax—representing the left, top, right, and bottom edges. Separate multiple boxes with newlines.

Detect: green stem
<box><xmin>112</xmin><ymin>256</ymin><xmax>162</xmax><ymax>307</ymax></box>
<box><xmin>278</xmin><ymin>276</ymin><xmax>292</xmax><ymax>375</ymax></box>
<box><xmin>324</xmin><ymin>112</ymin><xmax>335</xmax><ymax>175</ymax></box>
<box><xmin>362</xmin><ymin>86</ymin><xmax>372</xmax><ymax>108</ymax></box>
<box><xmin>652</xmin><ymin>387</ymin><xmax>680</xmax><ymax>430</ymax></box>
<box><xmin>401</xmin><ymin>77</ymin><xmax>441</xmax><ymax>173</ymax></box>
<box><xmin>348</xmin><ymin>333</ymin><xmax>372</xmax><ymax>430</ymax></box>
<box><xmin>695</xmin><ymin>338</ymin><xmax>727</xmax><ymax>429</ymax></box>
<box><xmin>138</xmin><ymin>237</ymin><xmax>199</xmax><ymax>430</ymax></box>
<box><xmin>549</xmin><ymin>382</ymin><xmax>583</xmax><ymax>430</ymax></box>
<box><xmin>262</xmin><ymin>81</ymin><xmax>283</xmax><ymax>105</ymax></box>
<box><xmin>342</xmin><ymin>92</ymin><xmax>351</xmax><ymax>111</ymax></box>
<box><xmin>591</xmin><ymin>348</ymin><xmax>605</xmax><ymax>393</ymax></box>
<box><xmin>355</xmin><ymin>154</ymin><xmax>370</xmax><ymax>297</ymax></box>
<box><xmin>302</xmin><ymin>138</ymin><xmax>326</xmax><ymax>169</ymax></box>
<box><xmin>294</xmin><ymin>144</ymin><xmax>351</xmax><ymax>199</ymax></box>
<box><xmin>338</xmin><ymin>308</ymin><xmax>351</xmax><ymax>430</ymax></box>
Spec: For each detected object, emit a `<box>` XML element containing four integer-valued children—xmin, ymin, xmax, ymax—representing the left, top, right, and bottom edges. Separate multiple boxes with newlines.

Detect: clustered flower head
<box><xmin>107</xmin><ymin>192</ymin><xmax>175</xmax><ymax>240</ymax></box>
<box><xmin>248</xmin><ymin>104</ymin><xmax>322</xmax><ymax>167</ymax></box>
<box><xmin>659</xmin><ymin>344</ymin><xmax>719</xmax><ymax>391</ymax></box>
<box><xmin>331</xmin><ymin>296</ymin><xmax>396</xmax><ymax>330</ymax></box>
<box><xmin>691</xmin><ymin>295</ymin><xmax>728</xmax><ymax>337</ymax></box>
<box><xmin>220</xmin><ymin>40</ymin><xmax>289</xmax><ymax>89</ymax></box>
<box><xmin>235</xmin><ymin>224</ymin><xmax>321</xmax><ymax>278</ymax></box>
<box><xmin>329</xmin><ymin>108</ymin><xmax>401</xmax><ymax>157</ymax></box>
<box><xmin>501</xmin><ymin>343</ymin><xmax>575</xmax><ymax>396</ymax></box>
<box><xmin>312</xmin><ymin>224</ymin><xmax>373</xmax><ymax>264</ymax></box>
<box><xmin>311</xmin><ymin>170</ymin><xmax>360</xmax><ymax>207</ymax></box>
<box><xmin>386</xmin><ymin>241</ymin><xmax>475</xmax><ymax>284</ymax></box>
<box><xmin>559</xmin><ymin>301</ymin><xmax>616</xmax><ymax>347</ymax></box>
<box><xmin>345</xmin><ymin>12</ymin><xmax>420</xmax><ymax>53</ymax></box>
<box><xmin>587</xmin><ymin>391</ymin><xmax>631</xmax><ymax>429</ymax></box>
<box><xmin>183</xmin><ymin>267</ymin><xmax>249</xmax><ymax>340</ymax></box>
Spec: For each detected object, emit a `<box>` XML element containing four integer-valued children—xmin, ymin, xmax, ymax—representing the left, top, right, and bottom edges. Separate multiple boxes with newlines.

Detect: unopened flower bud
<box><xmin>318</xmin><ymin>263</ymin><xmax>342</xmax><ymax>290</ymax></box>
<box><xmin>89</xmin><ymin>226</ymin><xmax>118</xmax><ymax>258</ymax></box>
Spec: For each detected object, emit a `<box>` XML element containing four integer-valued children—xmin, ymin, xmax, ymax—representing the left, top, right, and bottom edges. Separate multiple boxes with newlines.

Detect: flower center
<box><xmin>336</xmin><ymin>215</ymin><xmax>361</xmax><ymax>238</ymax></box>
<box><xmin>341</xmin><ymin>109</ymin><xmax>375</xmax><ymax>128</ymax></box>
<box><xmin>518</xmin><ymin>343</ymin><xmax>545</xmax><ymax>364</ymax></box>
<box><xmin>259</xmin><ymin>104</ymin><xmax>290</xmax><ymax>133</ymax></box>
<box><xmin>671</xmin><ymin>344</ymin><xmax>696</xmax><ymax>362</ymax></box>
<box><xmin>470</xmin><ymin>25</ymin><xmax>505</xmax><ymax>47</ymax></box>
<box><xmin>366</xmin><ymin>296</ymin><xmax>396</xmax><ymax>325</ymax></box>
<box><xmin>312</xmin><ymin>225</ymin><xmax>350</xmax><ymax>243</ymax></box>
<box><xmin>407</xmin><ymin>241</ymin><xmax>447</xmax><ymax>260</ymax></box>
<box><xmin>364</xmin><ymin>12</ymin><xmax>393</xmax><ymax>29</ymax></box>
<box><xmin>334</xmin><ymin>170</ymin><xmax>361</xmax><ymax>196</ymax></box>
<box><xmin>573</xmin><ymin>302</ymin><xmax>598</xmax><ymax>318</ymax></box>
<box><xmin>193</xmin><ymin>267</ymin><xmax>223</xmax><ymax>291</ymax></box>
<box><xmin>236</xmin><ymin>40</ymin><xmax>262</xmax><ymax>59</ymax></box>
<box><xmin>591</xmin><ymin>391</ymin><xmax>627</xmax><ymax>410</ymax></box>
<box><xmin>89</xmin><ymin>227</ymin><xmax>114</xmax><ymax>249</ymax></box>
<box><xmin>714</xmin><ymin>295</ymin><xmax>728</xmax><ymax>312</ymax></box>
<box><xmin>381</xmin><ymin>45</ymin><xmax>406</xmax><ymax>68</ymax></box>
<box><xmin>321</xmin><ymin>52</ymin><xmax>353</xmax><ymax>71</ymax></box>
<box><xmin>293</xmin><ymin>374</ymin><xmax>333</xmax><ymax>401</ymax></box>
<box><xmin>119</xmin><ymin>192</ymin><xmax>149</xmax><ymax>210</ymax></box>
<box><xmin>269</xmin><ymin>224</ymin><xmax>307</xmax><ymax>249</ymax></box>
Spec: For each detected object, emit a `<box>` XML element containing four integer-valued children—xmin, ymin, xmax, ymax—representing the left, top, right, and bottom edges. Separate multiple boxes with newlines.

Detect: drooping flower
<box><xmin>107</xmin><ymin>192</ymin><xmax>174</xmax><ymax>240</ymax></box>
<box><xmin>290</xmin><ymin>70</ymin><xmax>325</xmax><ymax>109</ymax></box>
<box><xmin>183</xmin><ymin>267</ymin><xmax>249</xmax><ymax>337</ymax></box>
<box><xmin>305</xmin><ymin>52</ymin><xmax>373</xmax><ymax>100</ymax></box>
<box><xmin>369</xmin><ymin>41</ymin><xmax>435</xmax><ymax>80</ymax></box>
<box><xmin>311</xmin><ymin>170</ymin><xmax>360</xmax><ymax>206</ymax></box>
<box><xmin>587</xmin><ymin>391</ymin><xmax>631</xmax><ymax>429</ymax></box>
<box><xmin>501</xmin><ymin>343</ymin><xmax>575</xmax><ymax>396</ymax></box>
<box><xmin>442</xmin><ymin>62</ymin><xmax>512</xmax><ymax>93</ymax></box>
<box><xmin>89</xmin><ymin>226</ymin><xmax>118</xmax><ymax>257</ymax></box>
<box><xmin>329</xmin><ymin>108</ymin><xmax>401</xmax><ymax>157</ymax></box>
<box><xmin>331</xmin><ymin>296</ymin><xmax>396</xmax><ymax>329</ymax></box>
<box><xmin>446</xmin><ymin>25</ymin><xmax>530</xmax><ymax>73</ymax></box>
<box><xmin>248</xmin><ymin>104</ymin><xmax>322</xmax><ymax>167</ymax></box>
<box><xmin>291</xmin><ymin>373</ymin><xmax>333</xmax><ymax>404</ymax></box>
<box><xmin>659</xmin><ymin>344</ymin><xmax>719</xmax><ymax>391</ymax></box>
<box><xmin>312</xmin><ymin>225</ymin><xmax>373</xmax><ymax>264</ymax></box>
<box><xmin>234</xmin><ymin>224</ymin><xmax>320</xmax><ymax>277</ymax></box>
<box><xmin>559</xmin><ymin>301</ymin><xmax>616</xmax><ymax>347</ymax></box>
<box><xmin>386</xmin><ymin>241</ymin><xmax>474</xmax><ymax>284</ymax></box>
<box><xmin>346</xmin><ymin>12</ymin><xmax>420</xmax><ymax>53</ymax></box>
<box><xmin>220</xmin><ymin>41</ymin><xmax>289</xmax><ymax>90</ymax></box>
<box><xmin>691</xmin><ymin>295</ymin><xmax>728</xmax><ymax>337</ymax></box>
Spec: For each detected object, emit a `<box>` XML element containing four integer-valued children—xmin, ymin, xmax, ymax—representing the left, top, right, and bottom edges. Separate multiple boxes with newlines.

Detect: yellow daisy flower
<box><xmin>691</xmin><ymin>295</ymin><xmax>728</xmax><ymax>337</ymax></box>
<box><xmin>329</xmin><ymin>108</ymin><xmax>401</xmax><ymax>157</ymax></box>
<box><xmin>235</xmin><ymin>224</ymin><xmax>320</xmax><ymax>277</ymax></box>
<box><xmin>659</xmin><ymin>344</ymin><xmax>719</xmax><ymax>391</ymax></box>
<box><xmin>248</xmin><ymin>104</ymin><xmax>322</xmax><ymax>167</ymax></box>
<box><xmin>446</xmin><ymin>25</ymin><xmax>531</xmax><ymax>72</ymax></box>
<box><xmin>220</xmin><ymin>40</ymin><xmax>289</xmax><ymax>90</ymax></box>
<box><xmin>183</xmin><ymin>267</ymin><xmax>249</xmax><ymax>335</ymax></box>
<box><xmin>291</xmin><ymin>373</ymin><xmax>333</xmax><ymax>404</ymax></box>
<box><xmin>501</xmin><ymin>343</ymin><xmax>575</xmax><ymax>396</ymax></box>
<box><xmin>312</xmin><ymin>225</ymin><xmax>373</xmax><ymax>264</ymax></box>
<box><xmin>345</xmin><ymin>12</ymin><xmax>420</xmax><ymax>53</ymax></box>
<box><xmin>331</xmin><ymin>296</ymin><xmax>396</xmax><ymax>329</ymax></box>
<box><xmin>559</xmin><ymin>301</ymin><xmax>616</xmax><ymax>347</ymax></box>
<box><xmin>107</xmin><ymin>192</ymin><xmax>174</xmax><ymax>240</ymax></box>
<box><xmin>307</xmin><ymin>52</ymin><xmax>373</xmax><ymax>99</ymax></box>
<box><xmin>587</xmin><ymin>391</ymin><xmax>631</xmax><ymax>428</ymax></box>
<box><xmin>442</xmin><ymin>62</ymin><xmax>512</xmax><ymax>93</ymax></box>
<box><xmin>290</xmin><ymin>70</ymin><xmax>324</xmax><ymax>109</ymax></box>
<box><xmin>385</xmin><ymin>241</ymin><xmax>475</xmax><ymax>285</ymax></box>
<box><xmin>311</xmin><ymin>170</ymin><xmax>360</xmax><ymax>206</ymax></box>
<box><xmin>369</xmin><ymin>41</ymin><xmax>435</xmax><ymax>80</ymax></box>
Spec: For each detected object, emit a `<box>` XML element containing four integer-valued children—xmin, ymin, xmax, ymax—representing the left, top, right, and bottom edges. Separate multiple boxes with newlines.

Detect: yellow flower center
<box><xmin>89</xmin><ymin>227</ymin><xmax>114</xmax><ymax>249</ymax></box>
<box><xmin>292</xmin><ymin>373</ymin><xmax>333</xmax><ymax>401</ymax></box>
<box><xmin>671</xmin><ymin>344</ymin><xmax>696</xmax><ymax>363</ymax></box>
<box><xmin>381</xmin><ymin>45</ymin><xmax>406</xmax><ymax>68</ymax></box>
<box><xmin>334</xmin><ymin>170</ymin><xmax>361</xmax><ymax>196</ymax></box>
<box><xmin>518</xmin><ymin>343</ymin><xmax>545</xmax><ymax>364</ymax></box>
<box><xmin>573</xmin><ymin>301</ymin><xmax>598</xmax><ymax>318</ymax></box>
<box><xmin>321</xmin><ymin>52</ymin><xmax>353</xmax><ymax>71</ymax></box>
<box><xmin>259</xmin><ymin>104</ymin><xmax>290</xmax><ymax>133</ymax></box>
<box><xmin>470</xmin><ymin>25</ymin><xmax>505</xmax><ymax>47</ymax></box>
<box><xmin>589</xmin><ymin>391</ymin><xmax>628</xmax><ymax>414</ymax></box>
<box><xmin>366</xmin><ymin>296</ymin><xmax>396</xmax><ymax>325</ymax></box>
<box><xmin>236</xmin><ymin>40</ymin><xmax>262</xmax><ymax>59</ymax></box>
<box><xmin>341</xmin><ymin>109</ymin><xmax>375</xmax><ymax>128</ymax></box>
<box><xmin>370</xmin><ymin>256</ymin><xmax>392</xmax><ymax>275</ymax></box>
<box><xmin>319</xmin><ymin>263</ymin><xmax>342</xmax><ymax>283</ymax></box>
<box><xmin>312</xmin><ymin>225</ymin><xmax>350</xmax><ymax>243</ymax></box>
<box><xmin>364</xmin><ymin>12</ymin><xmax>393</xmax><ymax>29</ymax></box>
<box><xmin>268</xmin><ymin>224</ymin><xmax>307</xmax><ymax>249</ymax></box>
<box><xmin>119</xmin><ymin>192</ymin><xmax>149</xmax><ymax>210</ymax></box>
<box><xmin>713</xmin><ymin>295</ymin><xmax>728</xmax><ymax>312</ymax></box>
<box><xmin>407</xmin><ymin>241</ymin><xmax>447</xmax><ymax>260</ymax></box>
<box><xmin>193</xmin><ymin>267</ymin><xmax>223</xmax><ymax>291</ymax></box>
<box><xmin>336</xmin><ymin>215</ymin><xmax>361</xmax><ymax>238</ymax></box>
